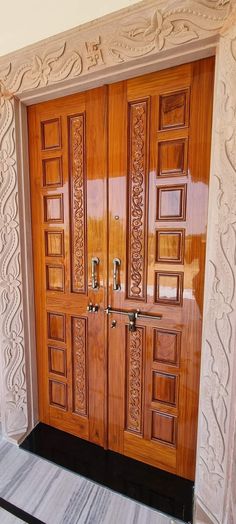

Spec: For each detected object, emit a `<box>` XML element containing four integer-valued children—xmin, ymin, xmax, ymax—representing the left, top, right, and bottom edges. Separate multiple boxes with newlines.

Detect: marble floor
<box><xmin>0</xmin><ymin>436</ymin><xmax>185</xmax><ymax>524</ymax></box>
<box><xmin>0</xmin><ymin>507</ymin><xmax>25</xmax><ymax>524</ymax></box>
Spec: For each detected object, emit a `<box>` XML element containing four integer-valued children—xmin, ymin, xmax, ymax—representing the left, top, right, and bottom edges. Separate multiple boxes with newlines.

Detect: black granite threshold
<box><xmin>0</xmin><ymin>497</ymin><xmax>45</xmax><ymax>524</ymax></box>
<box><xmin>20</xmin><ymin>423</ymin><xmax>193</xmax><ymax>523</ymax></box>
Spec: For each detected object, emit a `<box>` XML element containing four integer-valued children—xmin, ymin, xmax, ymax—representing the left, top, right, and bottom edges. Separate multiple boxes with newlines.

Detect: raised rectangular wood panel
<box><xmin>46</xmin><ymin>264</ymin><xmax>64</xmax><ymax>292</ymax></box>
<box><xmin>156</xmin><ymin>229</ymin><xmax>185</xmax><ymax>263</ymax></box>
<box><xmin>41</xmin><ymin>118</ymin><xmax>61</xmax><ymax>149</ymax></box>
<box><xmin>158</xmin><ymin>139</ymin><xmax>188</xmax><ymax>177</ymax></box>
<box><xmin>48</xmin><ymin>312</ymin><xmax>65</xmax><ymax>342</ymax></box>
<box><xmin>157</xmin><ymin>185</ymin><xmax>187</xmax><ymax>221</ymax></box>
<box><xmin>151</xmin><ymin>411</ymin><xmax>177</xmax><ymax>445</ymax></box>
<box><xmin>44</xmin><ymin>194</ymin><xmax>63</xmax><ymax>222</ymax></box>
<box><xmin>45</xmin><ymin>231</ymin><xmax>64</xmax><ymax>257</ymax></box>
<box><xmin>43</xmin><ymin>157</ymin><xmax>63</xmax><ymax>187</ymax></box>
<box><xmin>152</xmin><ymin>371</ymin><xmax>178</xmax><ymax>405</ymax></box>
<box><xmin>153</xmin><ymin>329</ymin><xmax>181</xmax><ymax>366</ymax></box>
<box><xmin>49</xmin><ymin>380</ymin><xmax>67</xmax><ymax>409</ymax></box>
<box><xmin>48</xmin><ymin>346</ymin><xmax>66</xmax><ymax>377</ymax></box>
<box><xmin>155</xmin><ymin>271</ymin><xmax>184</xmax><ymax>305</ymax></box>
<box><xmin>159</xmin><ymin>90</ymin><xmax>189</xmax><ymax>130</ymax></box>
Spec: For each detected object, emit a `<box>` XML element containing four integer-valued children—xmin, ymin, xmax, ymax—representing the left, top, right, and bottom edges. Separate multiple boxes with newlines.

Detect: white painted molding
<box><xmin>0</xmin><ymin>1</ymin><xmax>235</xmax><ymax>522</ymax></box>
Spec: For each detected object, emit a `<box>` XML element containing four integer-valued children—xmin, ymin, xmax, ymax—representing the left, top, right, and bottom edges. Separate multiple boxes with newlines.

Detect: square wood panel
<box><xmin>44</xmin><ymin>195</ymin><xmax>63</xmax><ymax>223</ymax></box>
<box><xmin>46</xmin><ymin>265</ymin><xmax>64</xmax><ymax>292</ymax></box>
<box><xmin>49</xmin><ymin>380</ymin><xmax>67</xmax><ymax>409</ymax></box>
<box><xmin>157</xmin><ymin>185</ymin><xmax>187</xmax><ymax>221</ymax></box>
<box><xmin>159</xmin><ymin>90</ymin><xmax>189</xmax><ymax>130</ymax></box>
<box><xmin>152</xmin><ymin>371</ymin><xmax>178</xmax><ymax>406</ymax></box>
<box><xmin>153</xmin><ymin>328</ymin><xmax>181</xmax><ymax>366</ymax></box>
<box><xmin>155</xmin><ymin>271</ymin><xmax>183</xmax><ymax>305</ymax></box>
<box><xmin>41</xmin><ymin>118</ymin><xmax>61</xmax><ymax>150</ymax></box>
<box><xmin>158</xmin><ymin>139</ymin><xmax>188</xmax><ymax>177</ymax></box>
<box><xmin>48</xmin><ymin>346</ymin><xmax>66</xmax><ymax>377</ymax></box>
<box><xmin>43</xmin><ymin>157</ymin><xmax>63</xmax><ymax>187</ymax></box>
<box><xmin>45</xmin><ymin>231</ymin><xmax>64</xmax><ymax>257</ymax></box>
<box><xmin>156</xmin><ymin>229</ymin><xmax>185</xmax><ymax>263</ymax></box>
<box><xmin>151</xmin><ymin>411</ymin><xmax>177</xmax><ymax>446</ymax></box>
<box><xmin>47</xmin><ymin>312</ymin><xmax>65</xmax><ymax>342</ymax></box>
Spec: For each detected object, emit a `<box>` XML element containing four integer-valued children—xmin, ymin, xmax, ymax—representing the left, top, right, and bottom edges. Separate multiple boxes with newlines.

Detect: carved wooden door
<box><xmin>29</xmin><ymin>58</ymin><xmax>214</xmax><ymax>481</ymax></box>
<box><xmin>29</xmin><ymin>88</ymin><xmax>107</xmax><ymax>446</ymax></box>
<box><xmin>108</xmin><ymin>58</ymin><xmax>214</xmax><ymax>480</ymax></box>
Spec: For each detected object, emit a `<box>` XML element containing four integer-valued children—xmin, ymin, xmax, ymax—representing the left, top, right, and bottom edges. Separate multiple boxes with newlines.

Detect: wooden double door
<box><xmin>29</xmin><ymin>58</ymin><xmax>214</xmax><ymax>481</ymax></box>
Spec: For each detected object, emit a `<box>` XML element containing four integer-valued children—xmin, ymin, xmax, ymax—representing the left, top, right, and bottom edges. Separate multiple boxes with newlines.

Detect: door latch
<box><xmin>105</xmin><ymin>306</ymin><xmax>162</xmax><ymax>332</ymax></box>
<box><xmin>87</xmin><ymin>302</ymin><xmax>99</xmax><ymax>313</ymax></box>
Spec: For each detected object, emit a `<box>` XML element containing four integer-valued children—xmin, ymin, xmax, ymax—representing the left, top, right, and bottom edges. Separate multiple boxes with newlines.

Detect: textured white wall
<box><xmin>0</xmin><ymin>0</ymin><xmax>141</xmax><ymax>57</ymax></box>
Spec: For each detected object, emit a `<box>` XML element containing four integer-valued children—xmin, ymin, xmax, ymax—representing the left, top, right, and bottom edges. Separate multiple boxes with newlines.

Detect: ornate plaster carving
<box><xmin>195</xmin><ymin>11</ymin><xmax>236</xmax><ymax>524</ymax></box>
<box><xmin>0</xmin><ymin>1</ymin><xmax>235</xmax><ymax>523</ymax></box>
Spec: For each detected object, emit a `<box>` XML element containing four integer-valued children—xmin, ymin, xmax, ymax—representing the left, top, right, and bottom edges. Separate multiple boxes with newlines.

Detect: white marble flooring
<box><xmin>0</xmin><ymin>508</ymin><xmax>25</xmax><ymax>524</ymax></box>
<box><xmin>0</xmin><ymin>437</ymin><xmax>184</xmax><ymax>524</ymax></box>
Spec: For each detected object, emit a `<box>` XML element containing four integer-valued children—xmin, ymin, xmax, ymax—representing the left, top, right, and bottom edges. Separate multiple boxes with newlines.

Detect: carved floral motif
<box><xmin>195</xmin><ymin>18</ymin><xmax>236</xmax><ymax>523</ymax></box>
<box><xmin>108</xmin><ymin>3</ymin><xmax>230</xmax><ymax>62</ymax></box>
<box><xmin>0</xmin><ymin>98</ymin><xmax>27</xmax><ymax>434</ymax></box>
<box><xmin>70</xmin><ymin>115</ymin><xmax>86</xmax><ymax>294</ymax></box>
<box><xmin>127</xmin><ymin>101</ymin><xmax>148</xmax><ymax>300</ymax></box>
<box><xmin>126</xmin><ymin>328</ymin><xmax>143</xmax><ymax>434</ymax></box>
<box><xmin>72</xmin><ymin>317</ymin><xmax>87</xmax><ymax>416</ymax></box>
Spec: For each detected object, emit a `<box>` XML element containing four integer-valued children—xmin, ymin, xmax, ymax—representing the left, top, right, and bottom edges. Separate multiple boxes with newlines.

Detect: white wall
<box><xmin>0</xmin><ymin>0</ymin><xmax>141</xmax><ymax>57</ymax></box>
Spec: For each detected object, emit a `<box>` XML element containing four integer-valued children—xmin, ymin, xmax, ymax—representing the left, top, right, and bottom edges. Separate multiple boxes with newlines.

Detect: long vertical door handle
<box><xmin>113</xmin><ymin>258</ymin><xmax>121</xmax><ymax>291</ymax></box>
<box><xmin>91</xmin><ymin>257</ymin><xmax>99</xmax><ymax>289</ymax></box>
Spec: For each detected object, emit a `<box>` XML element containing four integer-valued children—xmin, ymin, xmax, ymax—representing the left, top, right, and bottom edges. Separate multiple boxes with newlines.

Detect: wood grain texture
<box><xmin>28</xmin><ymin>88</ymin><xmax>107</xmax><ymax>444</ymax></box>
<box><xmin>108</xmin><ymin>58</ymin><xmax>214</xmax><ymax>480</ymax></box>
<box><xmin>29</xmin><ymin>58</ymin><xmax>214</xmax><ymax>480</ymax></box>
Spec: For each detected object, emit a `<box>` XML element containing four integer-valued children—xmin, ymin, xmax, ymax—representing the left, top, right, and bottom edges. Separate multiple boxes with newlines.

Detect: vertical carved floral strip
<box><xmin>0</xmin><ymin>98</ymin><xmax>27</xmax><ymax>435</ymax></box>
<box><xmin>126</xmin><ymin>327</ymin><xmax>144</xmax><ymax>434</ymax></box>
<box><xmin>69</xmin><ymin>114</ymin><xmax>87</xmax><ymax>293</ymax></box>
<box><xmin>127</xmin><ymin>100</ymin><xmax>148</xmax><ymax>300</ymax></box>
<box><xmin>72</xmin><ymin>317</ymin><xmax>87</xmax><ymax>416</ymax></box>
<box><xmin>195</xmin><ymin>20</ymin><xmax>236</xmax><ymax>524</ymax></box>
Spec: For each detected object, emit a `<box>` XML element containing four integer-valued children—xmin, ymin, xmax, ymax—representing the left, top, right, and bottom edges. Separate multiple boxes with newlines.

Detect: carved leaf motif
<box><xmin>5</xmin><ymin>43</ymin><xmax>82</xmax><ymax>93</ymax></box>
<box><xmin>108</xmin><ymin>2</ymin><xmax>231</xmax><ymax>62</ymax></box>
<box><xmin>0</xmin><ymin>98</ymin><xmax>27</xmax><ymax>435</ymax></box>
<box><xmin>72</xmin><ymin>317</ymin><xmax>87</xmax><ymax>416</ymax></box>
<box><xmin>127</xmin><ymin>101</ymin><xmax>147</xmax><ymax>300</ymax></box>
<box><xmin>197</xmin><ymin>26</ymin><xmax>236</xmax><ymax>521</ymax></box>
<box><xmin>126</xmin><ymin>328</ymin><xmax>143</xmax><ymax>434</ymax></box>
<box><xmin>70</xmin><ymin>115</ymin><xmax>86</xmax><ymax>293</ymax></box>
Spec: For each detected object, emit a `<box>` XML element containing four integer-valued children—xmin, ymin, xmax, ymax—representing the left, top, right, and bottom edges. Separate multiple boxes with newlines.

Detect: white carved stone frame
<box><xmin>0</xmin><ymin>1</ymin><xmax>235</xmax><ymax>522</ymax></box>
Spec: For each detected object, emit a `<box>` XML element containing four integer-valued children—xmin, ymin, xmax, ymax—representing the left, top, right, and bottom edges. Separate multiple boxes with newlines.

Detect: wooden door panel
<box><xmin>29</xmin><ymin>59</ymin><xmax>214</xmax><ymax>481</ymax></box>
<box><xmin>29</xmin><ymin>87</ymin><xmax>107</xmax><ymax>446</ymax></box>
<box><xmin>108</xmin><ymin>58</ymin><xmax>214</xmax><ymax>480</ymax></box>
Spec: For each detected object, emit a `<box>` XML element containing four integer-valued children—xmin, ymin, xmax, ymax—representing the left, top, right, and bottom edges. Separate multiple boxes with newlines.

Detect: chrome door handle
<box><xmin>91</xmin><ymin>257</ymin><xmax>99</xmax><ymax>289</ymax></box>
<box><xmin>113</xmin><ymin>258</ymin><xmax>121</xmax><ymax>290</ymax></box>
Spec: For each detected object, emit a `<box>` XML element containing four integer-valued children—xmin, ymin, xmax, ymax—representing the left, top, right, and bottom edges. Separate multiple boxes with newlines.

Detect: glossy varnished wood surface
<box><xmin>108</xmin><ymin>58</ymin><xmax>214</xmax><ymax>480</ymax></box>
<box><xmin>28</xmin><ymin>88</ymin><xmax>108</xmax><ymax>445</ymax></box>
<box><xmin>29</xmin><ymin>58</ymin><xmax>214</xmax><ymax>481</ymax></box>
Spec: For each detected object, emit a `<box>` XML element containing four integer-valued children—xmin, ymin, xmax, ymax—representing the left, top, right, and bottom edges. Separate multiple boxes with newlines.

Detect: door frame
<box><xmin>0</xmin><ymin>2</ymin><xmax>235</xmax><ymax>522</ymax></box>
